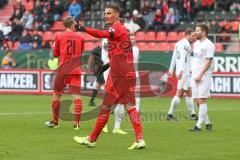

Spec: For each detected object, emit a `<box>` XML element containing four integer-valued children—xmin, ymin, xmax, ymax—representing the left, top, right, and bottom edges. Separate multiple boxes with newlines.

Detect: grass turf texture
<box><xmin>0</xmin><ymin>95</ymin><xmax>239</xmax><ymax>160</ymax></box>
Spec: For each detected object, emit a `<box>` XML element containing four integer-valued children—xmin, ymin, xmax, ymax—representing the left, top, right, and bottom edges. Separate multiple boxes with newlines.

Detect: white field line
<box><xmin>0</xmin><ymin>108</ymin><xmax>239</xmax><ymax>116</ymax></box>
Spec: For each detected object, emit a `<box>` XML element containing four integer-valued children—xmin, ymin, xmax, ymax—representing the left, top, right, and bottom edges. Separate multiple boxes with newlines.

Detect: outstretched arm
<box><xmin>75</xmin><ymin>24</ymin><xmax>113</xmax><ymax>39</ymax></box>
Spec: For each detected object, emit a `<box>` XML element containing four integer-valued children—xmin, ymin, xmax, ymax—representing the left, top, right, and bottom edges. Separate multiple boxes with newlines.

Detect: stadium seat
<box><xmin>6</xmin><ymin>41</ymin><xmax>13</xmax><ymax>49</ymax></box>
<box><xmin>177</xmin><ymin>32</ymin><xmax>185</xmax><ymax>40</ymax></box>
<box><xmin>24</xmin><ymin>2</ymin><xmax>34</xmax><ymax>11</ymax></box>
<box><xmin>51</xmin><ymin>21</ymin><xmax>65</xmax><ymax>31</ymax></box>
<box><xmin>156</xmin><ymin>31</ymin><xmax>166</xmax><ymax>41</ymax></box>
<box><xmin>85</xmin><ymin>20</ymin><xmax>93</xmax><ymax>27</ymax></box>
<box><xmin>227</xmin><ymin>43</ymin><xmax>240</xmax><ymax>52</ymax></box>
<box><xmin>61</xmin><ymin>12</ymin><xmax>69</xmax><ymax>19</ymax></box>
<box><xmin>93</xmin><ymin>11</ymin><xmax>102</xmax><ymax>20</ymax></box>
<box><xmin>169</xmin><ymin>42</ymin><xmax>175</xmax><ymax>51</ymax></box>
<box><xmin>231</xmin><ymin>21</ymin><xmax>239</xmax><ymax>32</ymax></box>
<box><xmin>215</xmin><ymin>43</ymin><xmax>224</xmax><ymax>52</ymax></box>
<box><xmin>135</xmin><ymin>31</ymin><xmax>146</xmax><ymax>41</ymax></box>
<box><xmin>196</xmin><ymin>11</ymin><xmax>205</xmax><ymax>21</ymax></box>
<box><xmin>84</xmin><ymin>11</ymin><xmax>92</xmax><ymax>20</ymax></box>
<box><xmin>92</xmin><ymin>1</ymin><xmax>101</xmax><ymax>11</ymax></box>
<box><xmin>219</xmin><ymin>21</ymin><xmax>225</xmax><ymax>27</ymax></box>
<box><xmin>13</xmin><ymin>41</ymin><xmax>20</xmax><ymax>50</ymax></box>
<box><xmin>43</xmin><ymin>31</ymin><xmax>53</xmax><ymax>41</ymax></box>
<box><xmin>84</xmin><ymin>42</ymin><xmax>97</xmax><ymax>51</ymax></box>
<box><xmin>37</xmin><ymin>31</ymin><xmax>43</xmax><ymax>37</ymax></box>
<box><xmin>159</xmin><ymin>42</ymin><xmax>169</xmax><ymax>51</ymax></box>
<box><xmin>167</xmin><ymin>32</ymin><xmax>178</xmax><ymax>41</ymax></box>
<box><xmin>147</xmin><ymin>42</ymin><xmax>159</xmax><ymax>51</ymax></box>
<box><xmin>137</xmin><ymin>42</ymin><xmax>148</xmax><ymax>51</ymax></box>
<box><xmin>146</xmin><ymin>31</ymin><xmax>156</xmax><ymax>41</ymax></box>
<box><xmin>94</xmin><ymin>20</ymin><xmax>103</xmax><ymax>29</ymax></box>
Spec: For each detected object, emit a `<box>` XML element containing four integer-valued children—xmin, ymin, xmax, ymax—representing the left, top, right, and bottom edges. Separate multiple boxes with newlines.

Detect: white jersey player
<box><xmin>189</xmin><ymin>24</ymin><xmax>214</xmax><ymax>132</ymax></box>
<box><xmin>167</xmin><ymin>28</ymin><xmax>198</xmax><ymax>121</ymax></box>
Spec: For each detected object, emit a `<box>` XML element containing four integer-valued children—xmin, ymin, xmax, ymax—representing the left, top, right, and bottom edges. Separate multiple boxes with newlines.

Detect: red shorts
<box><xmin>53</xmin><ymin>73</ymin><xmax>81</xmax><ymax>94</ymax></box>
<box><xmin>103</xmin><ymin>74</ymin><xmax>136</xmax><ymax>106</ymax></box>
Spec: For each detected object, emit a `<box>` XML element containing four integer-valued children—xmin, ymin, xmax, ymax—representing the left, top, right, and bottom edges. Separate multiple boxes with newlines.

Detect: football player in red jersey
<box><xmin>45</xmin><ymin>16</ymin><xmax>84</xmax><ymax>130</ymax></box>
<box><xmin>74</xmin><ymin>4</ymin><xmax>145</xmax><ymax>149</ymax></box>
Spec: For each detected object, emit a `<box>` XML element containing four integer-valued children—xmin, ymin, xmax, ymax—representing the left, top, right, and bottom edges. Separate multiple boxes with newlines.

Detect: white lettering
<box><xmin>233</xmin><ymin>78</ymin><xmax>240</xmax><ymax>93</ymax></box>
<box><xmin>214</xmin><ymin>57</ymin><xmax>225</xmax><ymax>72</ymax></box>
<box><xmin>225</xmin><ymin>57</ymin><xmax>238</xmax><ymax>72</ymax></box>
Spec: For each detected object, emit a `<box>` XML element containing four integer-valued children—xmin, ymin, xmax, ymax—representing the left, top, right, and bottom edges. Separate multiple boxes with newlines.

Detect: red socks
<box><xmin>128</xmin><ymin>107</ymin><xmax>143</xmax><ymax>142</ymax></box>
<box><xmin>52</xmin><ymin>100</ymin><xmax>60</xmax><ymax>124</ymax></box>
<box><xmin>89</xmin><ymin>109</ymin><xmax>110</xmax><ymax>142</ymax></box>
<box><xmin>74</xmin><ymin>99</ymin><xmax>82</xmax><ymax>125</ymax></box>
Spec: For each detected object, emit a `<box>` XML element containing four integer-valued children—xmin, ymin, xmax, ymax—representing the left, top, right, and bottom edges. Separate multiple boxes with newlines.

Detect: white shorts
<box><xmin>191</xmin><ymin>77</ymin><xmax>212</xmax><ymax>99</ymax></box>
<box><xmin>177</xmin><ymin>75</ymin><xmax>190</xmax><ymax>90</ymax></box>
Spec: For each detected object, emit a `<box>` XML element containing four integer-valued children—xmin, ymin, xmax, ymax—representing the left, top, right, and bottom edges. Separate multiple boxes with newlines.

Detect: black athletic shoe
<box><xmin>166</xmin><ymin>114</ymin><xmax>174</xmax><ymax>121</ymax></box>
<box><xmin>206</xmin><ymin>124</ymin><xmax>212</xmax><ymax>131</ymax></box>
<box><xmin>190</xmin><ymin>114</ymin><xmax>198</xmax><ymax>121</ymax></box>
<box><xmin>189</xmin><ymin>126</ymin><xmax>201</xmax><ymax>132</ymax></box>
<box><xmin>88</xmin><ymin>101</ymin><xmax>96</xmax><ymax>106</ymax></box>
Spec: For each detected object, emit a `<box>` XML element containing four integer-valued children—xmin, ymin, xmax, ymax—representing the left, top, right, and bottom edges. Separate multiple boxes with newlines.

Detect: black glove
<box><xmin>74</xmin><ymin>24</ymin><xmax>85</xmax><ymax>32</ymax></box>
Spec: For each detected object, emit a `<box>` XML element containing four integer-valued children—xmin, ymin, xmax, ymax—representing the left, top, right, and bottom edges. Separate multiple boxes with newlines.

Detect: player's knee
<box><xmin>100</xmin><ymin>104</ymin><xmax>112</xmax><ymax>111</ymax></box>
<box><xmin>176</xmin><ymin>90</ymin><xmax>184</xmax><ymax>98</ymax></box>
<box><xmin>52</xmin><ymin>93</ymin><xmax>61</xmax><ymax>101</ymax></box>
<box><xmin>198</xmin><ymin>98</ymin><xmax>207</xmax><ymax>104</ymax></box>
<box><xmin>74</xmin><ymin>95</ymin><xmax>81</xmax><ymax>100</ymax></box>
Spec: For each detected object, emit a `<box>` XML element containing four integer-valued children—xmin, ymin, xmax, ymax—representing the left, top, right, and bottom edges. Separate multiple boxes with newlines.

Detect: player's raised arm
<box><xmin>75</xmin><ymin>4</ymin><xmax>123</xmax><ymax>39</ymax></box>
<box><xmin>75</xmin><ymin>24</ymin><xmax>111</xmax><ymax>38</ymax></box>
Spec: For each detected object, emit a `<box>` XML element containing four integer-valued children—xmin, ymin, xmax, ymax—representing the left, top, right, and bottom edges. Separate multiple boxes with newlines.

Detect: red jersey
<box><xmin>53</xmin><ymin>31</ymin><xmax>84</xmax><ymax>94</ymax></box>
<box><xmin>84</xmin><ymin>22</ymin><xmax>136</xmax><ymax>105</ymax></box>
<box><xmin>53</xmin><ymin>31</ymin><xmax>84</xmax><ymax>68</ymax></box>
<box><xmin>85</xmin><ymin>22</ymin><xmax>135</xmax><ymax>77</ymax></box>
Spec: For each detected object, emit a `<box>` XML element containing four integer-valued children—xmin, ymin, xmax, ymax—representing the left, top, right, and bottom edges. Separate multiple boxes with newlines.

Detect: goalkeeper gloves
<box><xmin>74</xmin><ymin>23</ymin><xmax>85</xmax><ymax>32</ymax></box>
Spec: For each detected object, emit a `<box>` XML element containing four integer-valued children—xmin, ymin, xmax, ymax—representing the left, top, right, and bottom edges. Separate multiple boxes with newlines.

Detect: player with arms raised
<box><xmin>190</xmin><ymin>23</ymin><xmax>214</xmax><ymax>132</ymax></box>
<box><xmin>167</xmin><ymin>28</ymin><xmax>198</xmax><ymax>121</ymax></box>
<box><xmin>74</xmin><ymin>4</ymin><xmax>145</xmax><ymax>149</ymax></box>
<box><xmin>45</xmin><ymin>16</ymin><xmax>84</xmax><ymax>129</ymax></box>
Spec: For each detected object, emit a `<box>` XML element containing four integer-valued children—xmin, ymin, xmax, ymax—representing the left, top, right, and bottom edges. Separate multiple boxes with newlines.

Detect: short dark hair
<box><xmin>185</xmin><ymin>28</ymin><xmax>194</xmax><ymax>36</ymax></box>
<box><xmin>196</xmin><ymin>23</ymin><xmax>209</xmax><ymax>35</ymax></box>
<box><xmin>63</xmin><ymin>16</ymin><xmax>75</xmax><ymax>28</ymax></box>
<box><xmin>105</xmin><ymin>4</ymin><xmax>120</xmax><ymax>13</ymax></box>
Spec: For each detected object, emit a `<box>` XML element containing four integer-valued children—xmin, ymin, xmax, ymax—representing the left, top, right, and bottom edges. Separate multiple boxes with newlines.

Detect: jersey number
<box><xmin>176</xmin><ymin>51</ymin><xmax>180</xmax><ymax>59</ymax></box>
<box><xmin>66</xmin><ymin>40</ymin><xmax>76</xmax><ymax>56</ymax></box>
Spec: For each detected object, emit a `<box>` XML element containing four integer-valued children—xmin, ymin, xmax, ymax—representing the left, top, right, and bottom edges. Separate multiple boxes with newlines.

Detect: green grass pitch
<box><xmin>0</xmin><ymin>95</ymin><xmax>239</xmax><ymax>160</ymax></box>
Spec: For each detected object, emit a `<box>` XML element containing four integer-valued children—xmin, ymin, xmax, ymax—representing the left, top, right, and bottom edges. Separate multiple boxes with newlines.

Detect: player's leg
<box><xmin>135</xmin><ymin>70</ymin><xmax>141</xmax><ymax>112</ymax></box>
<box><xmin>113</xmin><ymin>104</ymin><xmax>127</xmax><ymax>134</ymax></box>
<box><xmin>68</xmin><ymin>75</ymin><xmax>82</xmax><ymax>129</ymax></box>
<box><xmin>89</xmin><ymin>82</ymin><xmax>101</xmax><ymax>106</ymax></box>
<box><xmin>73</xmin><ymin>94</ymin><xmax>82</xmax><ymax>130</ymax></box>
<box><xmin>185</xmin><ymin>88</ymin><xmax>198</xmax><ymax>120</ymax></box>
<box><xmin>167</xmin><ymin>89</ymin><xmax>183</xmax><ymax>120</ymax></box>
<box><xmin>125</xmin><ymin>105</ymin><xmax>145</xmax><ymax>149</ymax></box>
<box><xmin>190</xmin><ymin>80</ymin><xmax>212</xmax><ymax>131</ymax></box>
<box><xmin>45</xmin><ymin>70</ymin><xmax>67</xmax><ymax>128</ymax></box>
<box><xmin>194</xmin><ymin>98</ymin><xmax>208</xmax><ymax>130</ymax></box>
<box><xmin>74</xmin><ymin>103</ymin><xmax>111</xmax><ymax>147</ymax></box>
<box><xmin>45</xmin><ymin>92</ymin><xmax>61</xmax><ymax>128</ymax></box>
<box><xmin>74</xmin><ymin>86</ymin><xmax>117</xmax><ymax>147</ymax></box>
<box><xmin>135</xmin><ymin>96</ymin><xmax>141</xmax><ymax>112</ymax></box>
